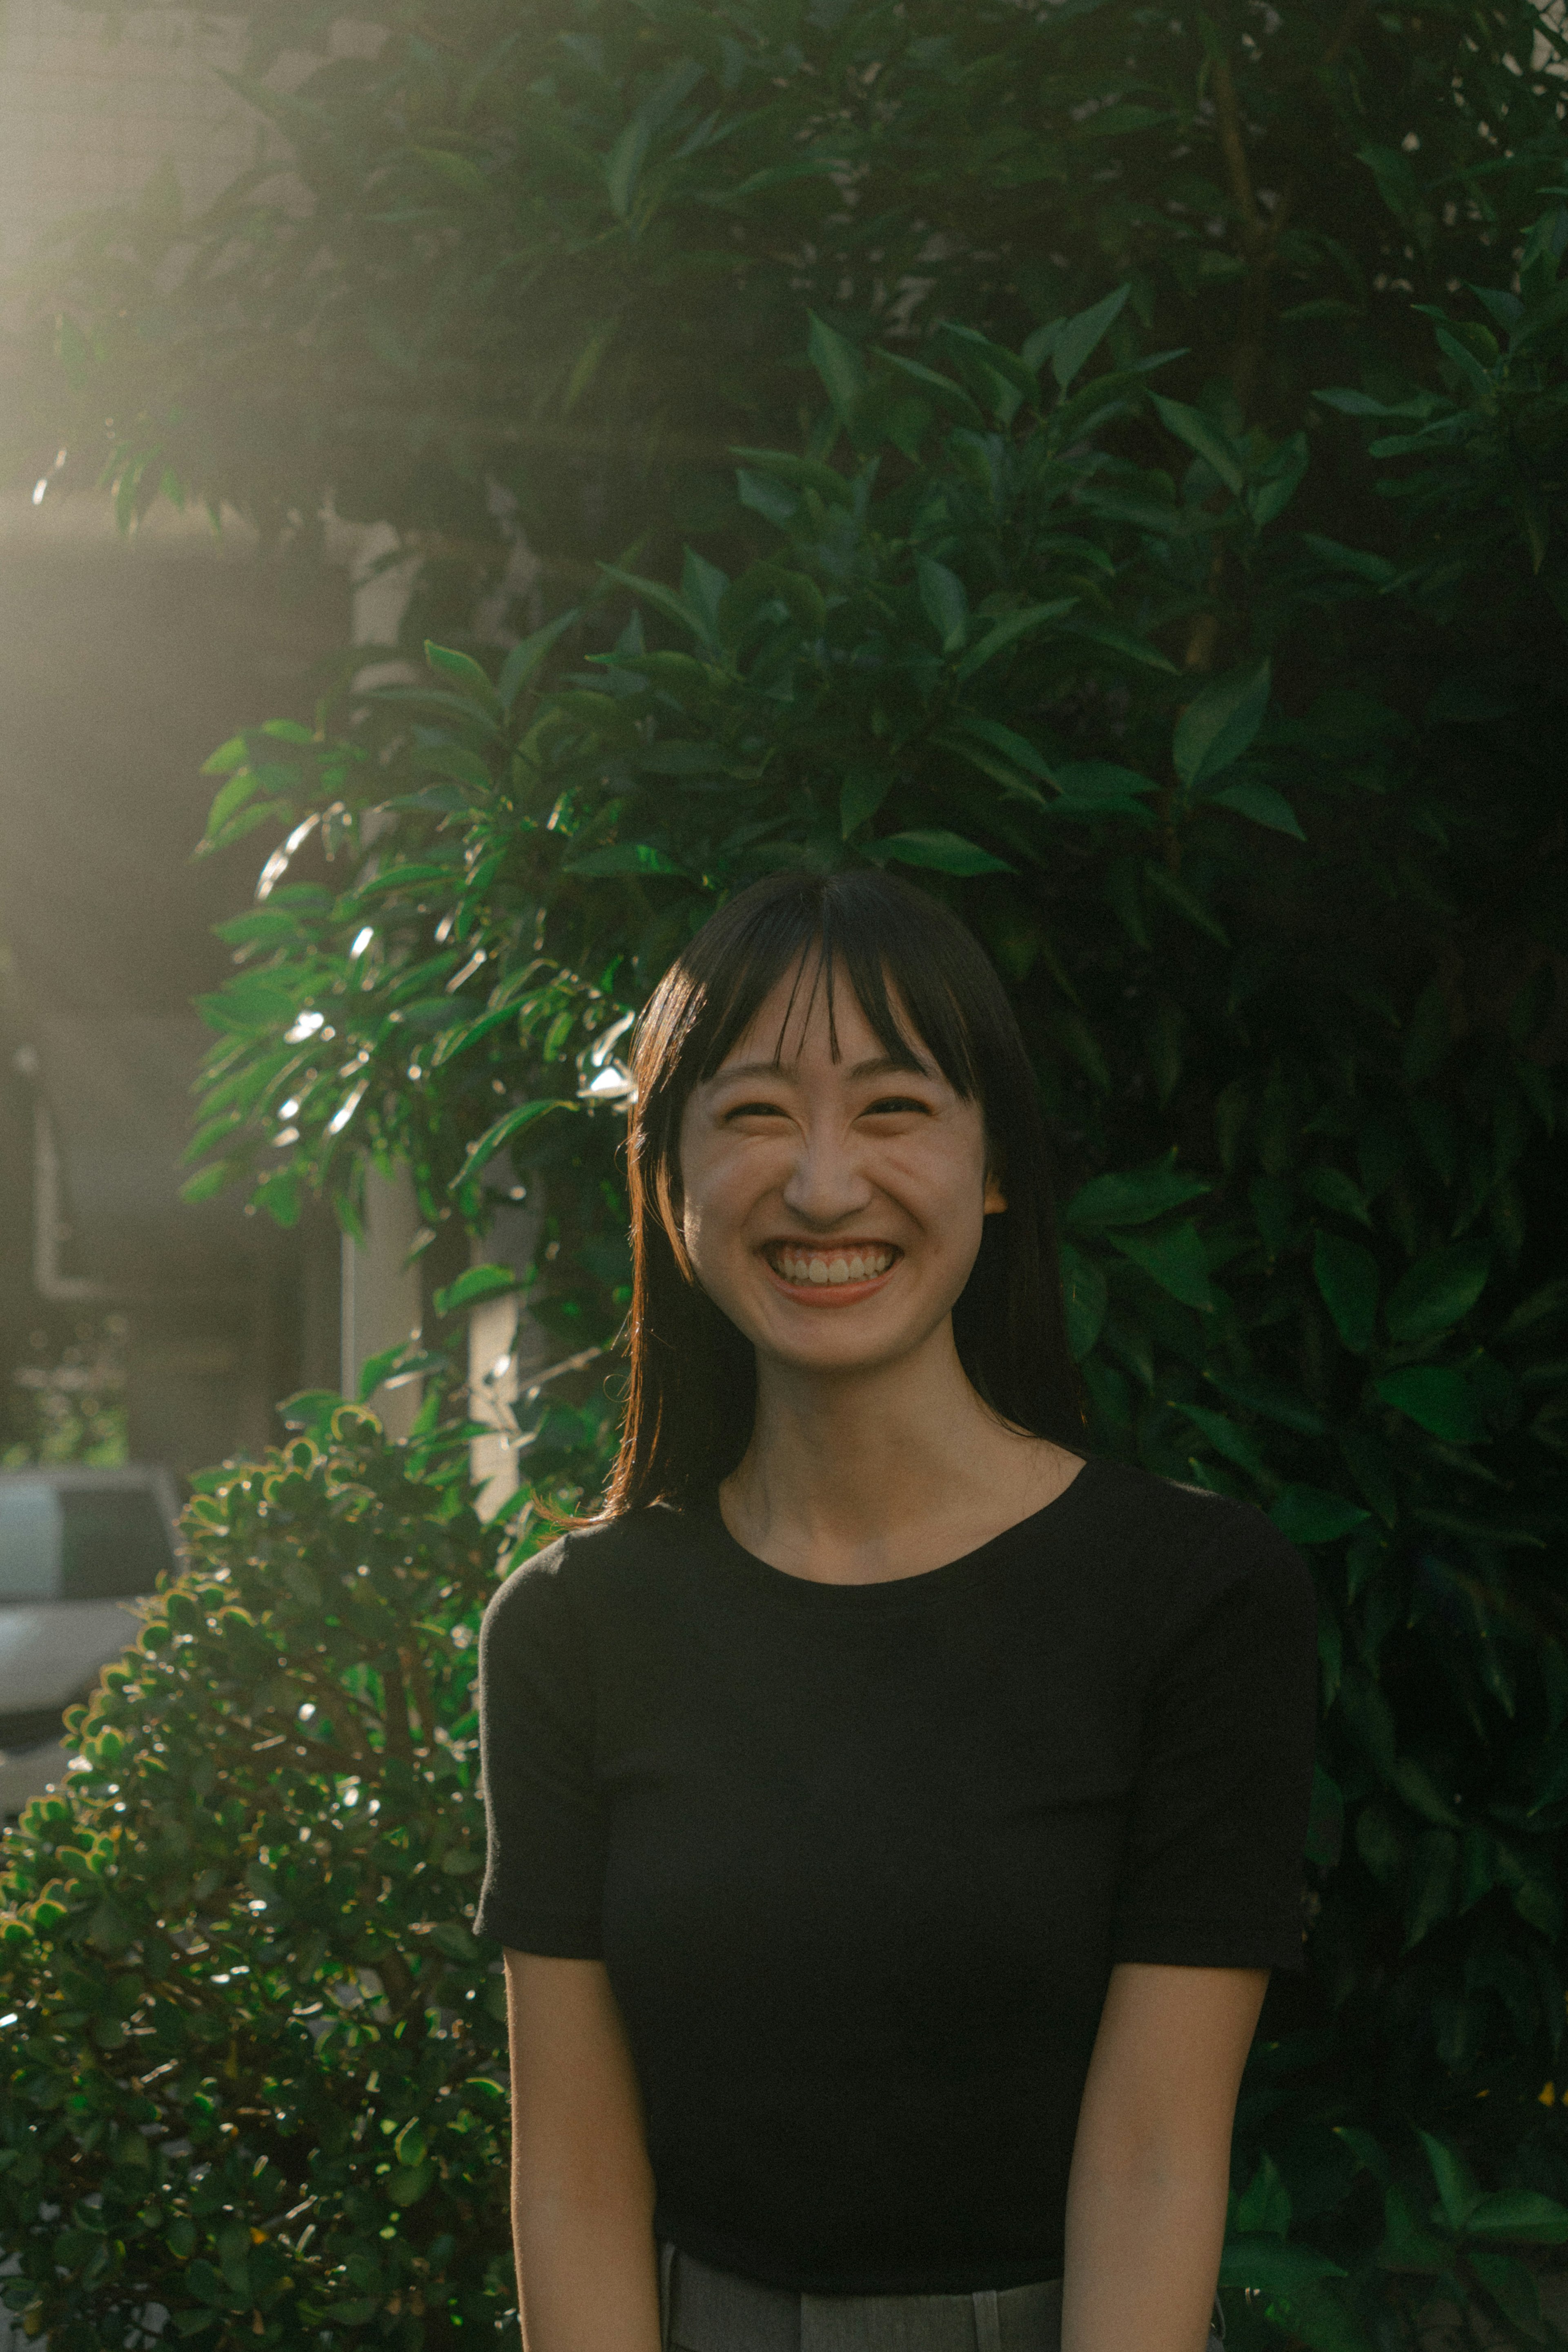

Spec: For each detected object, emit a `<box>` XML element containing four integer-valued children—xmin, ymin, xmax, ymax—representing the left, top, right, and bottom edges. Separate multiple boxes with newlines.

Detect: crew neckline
<box><xmin>696</xmin><ymin>1454</ymin><xmax>1107</xmax><ymax>1607</ymax></box>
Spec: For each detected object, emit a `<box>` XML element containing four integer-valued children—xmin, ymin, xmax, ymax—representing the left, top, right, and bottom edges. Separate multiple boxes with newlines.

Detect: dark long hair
<box><xmin>602</xmin><ymin>869</ymin><xmax>1083</xmax><ymax>1514</ymax></box>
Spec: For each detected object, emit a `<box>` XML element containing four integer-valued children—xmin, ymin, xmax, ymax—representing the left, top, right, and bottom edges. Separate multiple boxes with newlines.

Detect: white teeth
<box><xmin>773</xmin><ymin>1247</ymin><xmax>893</xmax><ymax>1284</ymax></box>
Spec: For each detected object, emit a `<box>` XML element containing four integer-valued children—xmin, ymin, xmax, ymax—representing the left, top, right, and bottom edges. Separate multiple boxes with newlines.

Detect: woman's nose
<box><xmin>780</xmin><ymin>1132</ymin><xmax>873</xmax><ymax>1228</ymax></box>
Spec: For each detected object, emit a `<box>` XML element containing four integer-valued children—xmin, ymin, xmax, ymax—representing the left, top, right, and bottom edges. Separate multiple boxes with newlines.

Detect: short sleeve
<box><xmin>1111</xmin><ymin>1522</ymin><xmax>1318</xmax><ymax>1973</ymax></box>
<box><xmin>475</xmin><ymin>1536</ymin><xmax>609</xmax><ymax>1955</ymax></box>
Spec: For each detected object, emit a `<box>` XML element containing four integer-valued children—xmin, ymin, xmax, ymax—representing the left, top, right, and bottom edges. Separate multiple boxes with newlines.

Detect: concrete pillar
<box><xmin>467</xmin><ymin>1209</ymin><xmax>548</xmax><ymax>1522</ymax></box>
<box><xmin>340</xmin><ymin>1164</ymin><xmax>423</xmax><ymax>1441</ymax></box>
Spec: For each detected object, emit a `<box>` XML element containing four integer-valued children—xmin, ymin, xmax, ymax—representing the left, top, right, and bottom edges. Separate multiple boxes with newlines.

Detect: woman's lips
<box><xmin>760</xmin><ymin>1242</ymin><xmax>901</xmax><ymax>1304</ymax></box>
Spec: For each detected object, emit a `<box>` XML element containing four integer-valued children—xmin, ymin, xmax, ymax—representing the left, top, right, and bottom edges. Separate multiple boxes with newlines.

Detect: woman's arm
<box><xmin>504</xmin><ymin>1950</ymin><xmax>663</xmax><ymax>2352</ymax></box>
<box><xmin>1062</xmin><ymin>1961</ymin><xmax>1267</xmax><ymax>2352</ymax></box>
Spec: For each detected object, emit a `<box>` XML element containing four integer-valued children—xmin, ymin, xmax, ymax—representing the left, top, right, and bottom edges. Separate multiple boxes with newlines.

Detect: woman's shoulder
<box><xmin>480</xmin><ymin>1503</ymin><xmax>690</xmax><ymax>1639</ymax></box>
<box><xmin>1071</xmin><ymin>1456</ymin><xmax>1316</xmax><ymax>1636</ymax></box>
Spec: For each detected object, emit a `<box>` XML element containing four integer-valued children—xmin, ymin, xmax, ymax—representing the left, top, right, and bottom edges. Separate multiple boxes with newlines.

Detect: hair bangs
<box><xmin>657</xmin><ymin>874</ymin><xmax>984</xmax><ymax>1103</ymax></box>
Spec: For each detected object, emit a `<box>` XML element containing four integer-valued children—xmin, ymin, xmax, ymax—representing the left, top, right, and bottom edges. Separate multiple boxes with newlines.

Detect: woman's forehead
<box><xmin>716</xmin><ymin>953</ymin><xmax>933</xmax><ymax>1074</ymax></box>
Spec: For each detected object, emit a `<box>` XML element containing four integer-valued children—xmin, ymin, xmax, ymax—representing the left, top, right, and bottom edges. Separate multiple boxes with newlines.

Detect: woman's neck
<box><xmin>719</xmin><ymin>1326</ymin><xmax>1081</xmax><ymax>1585</ymax></box>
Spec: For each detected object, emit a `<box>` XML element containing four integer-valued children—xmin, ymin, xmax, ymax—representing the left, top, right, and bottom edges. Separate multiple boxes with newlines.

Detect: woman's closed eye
<box><xmin>862</xmin><ymin>1095</ymin><xmax>932</xmax><ymax>1117</ymax></box>
<box><xmin>724</xmin><ymin>1099</ymin><xmax>790</xmax><ymax>1122</ymax></box>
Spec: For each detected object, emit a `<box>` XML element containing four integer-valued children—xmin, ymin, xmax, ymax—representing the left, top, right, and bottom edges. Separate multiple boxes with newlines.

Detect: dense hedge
<box><xmin>0</xmin><ymin>1409</ymin><xmax>517</xmax><ymax>2349</ymax></box>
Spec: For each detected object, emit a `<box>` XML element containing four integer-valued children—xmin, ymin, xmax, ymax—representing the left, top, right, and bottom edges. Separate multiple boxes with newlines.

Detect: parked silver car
<box><xmin>0</xmin><ymin>1466</ymin><xmax>180</xmax><ymax>1815</ymax></box>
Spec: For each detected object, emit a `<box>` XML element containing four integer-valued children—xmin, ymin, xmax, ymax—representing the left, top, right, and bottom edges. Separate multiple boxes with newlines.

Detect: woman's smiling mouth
<box><xmin>762</xmin><ymin>1241</ymin><xmax>902</xmax><ymax>1294</ymax></box>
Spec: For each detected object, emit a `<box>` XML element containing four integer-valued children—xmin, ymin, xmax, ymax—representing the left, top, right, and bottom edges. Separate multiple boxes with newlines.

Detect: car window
<box><xmin>0</xmin><ymin>1482</ymin><xmax>63</xmax><ymax>1601</ymax></box>
<box><xmin>0</xmin><ymin>1482</ymin><xmax>174</xmax><ymax>1602</ymax></box>
<box><xmin>60</xmin><ymin>1487</ymin><xmax>174</xmax><ymax>1601</ymax></box>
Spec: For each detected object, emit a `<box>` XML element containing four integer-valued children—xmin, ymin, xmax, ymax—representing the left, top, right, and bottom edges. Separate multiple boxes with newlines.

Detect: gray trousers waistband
<box><xmin>661</xmin><ymin>2245</ymin><xmax>1226</xmax><ymax>2352</ymax></box>
<box><xmin>661</xmin><ymin>2245</ymin><xmax>1063</xmax><ymax>2352</ymax></box>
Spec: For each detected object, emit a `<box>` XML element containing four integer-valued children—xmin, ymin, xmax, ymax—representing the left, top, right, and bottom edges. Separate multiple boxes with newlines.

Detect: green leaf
<box><xmin>1234</xmin><ymin>2154</ymin><xmax>1293</xmax><ymax>2237</ymax></box>
<box><xmin>497</xmin><ymin>609</ymin><xmax>579</xmax><ymax>710</ymax></box>
<box><xmin>565</xmin><ymin>843</ymin><xmax>692</xmax><ymax>878</ymax></box>
<box><xmin>840</xmin><ymin>770</ymin><xmax>893</xmax><ymax>838</ymax></box>
<box><xmin>917</xmin><ymin>557</ymin><xmax>969</xmax><ymax>652</ymax></box>
<box><xmin>1211</xmin><ymin>780</ymin><xmax>1304</xmax><ymax>839</ymax></box>
<box><xmin>597</xmin><ymin>564</ymin><xmax>709</xmax><ymax>643</ymax></box>
<box><xmin>203</xmin><ymin>768</ymin><xmax>263</xmax><ymax>843</ymax></box>
<box><xmin>1064</xmin><ymin>1159</ymin><xmax>1210</xmax><ymax>1230</ymax></box>
<box><xmin>180</xmin><ymin>1160</ymin><xmax>238</xmax><ymax>1204</ymax></box>
<box><xmin>1174</xmin><ymin>661</ymin><xmax>1272</xmax><ymax>789</ymax></box>
<box><xmin>1218</xmin><ymin>2238</ymin><xmax>1345</xmax><ymax>2292</ymax></box>
<box><xmin>1207</xmin><ymin>1371</ymin><xmax>1327</xmax><ymax>1435</ymax></box>
<box><xmin>385</xmin><ymin>2159</ymin><xmax>437</xmax><ymax>2208</ymax></box>
<box><xmin>1465</xmin><ymin>2247</ymin><xmax>1547</xmax><ymax>2339</ymax></box>
<box><xmin>807</xmin><ymin>311</ymin><xmax>867</xmax><ymax>430</ymax></box>
<box><xmin>871</xmin><ymin>830</ymin><xmax>1012</xmax><ymax>876</ymax></box>
<box><xmin>1058</xmin><ymin>1242</ymin><xmax>1108</xmax><ymax>1362</ymax></box>
<box><xmin>1301</xmin><ymin>533</ymin><xmax>1398</xmax><ymax>587</ymax></box>
<box><xmin>1465</xmin><ymin>2191</ymin><xmax>1568</xmax><ymax>2245</ymax></box>
<box><xmin>1404</xmin><ymin>1830</ymin><xmax>1459</xmax><ymax>1947</ymax></box>
<box><xmin>873</xmin><ymin>348</ymin><xmax>984</xmax><ymax>424</ymax></box>
<box><xmin>1064</xmin><ymin>621</ymin><xmax>1180</xmax><ymax>673</ymax></box>
<box><xmin>1175</xmin><ymin>1400</ymin><xmax>1268</xmax><ymax>1479</ymax></box>
<box><xmin>1149</xmin><ymin>392</ymin><xmax>1246</xmax><ymax>493</ymax></box>
<box><xmin>737</xmin><ymin>467</ymin><xmax>800</xmax><ymax>526</ymax></box>
<box><xmin>1303</xmin><ymin>1166</ymin><xmax>1372</xmax><ymax>1226</ymax></box>
<box><xmin>1049</xmin><ymin>762</ymin><xmax>1158</xmax><ymax>816</ymax></box>
<box><xmin>1051</xmin><ymin>283</ymin><xmax>1131</xmax><ymax>391</ymax></box>
<box><xmin>1143</xmin><ymin>862</ymin><xmax>1230</xmax><ymax>945</ymax></box>
<box><xmin>726</xmin><ymin>562</ymin><xmax>826</xmax><ymax>638</ymax></box>
<box><xmin>425</xmin><ymin>642</ymin><xmax>501</xmax><ymax>713</ymax></box>
<box><xmin>1374</xmin><ymin>1367</ymin><xmax>1484</xmax><ymax>1444</ymax></box>
<box><xmin>452</xmin><ymin>1097</ymin><xmax>580</xmax><ymax>1191</ymax></box>
<box><xmin>433</xmin><ymin>1264</ymin><xmax>526</xmax><ymax>1318</ymax></box>
<box><xmin>1336</xmin><ymin>2128</ymin><xmax>1391</xmax><ymax>2185</ymax></box>
<box><xmin>1379</xmin><ymin>2181</ymin><xmax>1453</xmax><ymax>2272</ymax></box>
<box><xmin>1420</xmin><ymin>2132</ymin><xmax>1481</xmax><ymax>2231</ymax></box>
<box><xmin>416</xmin><ymin>146</ymin><xmax>491</xmax><ymax>198</ymax></box>
<box><xmin>1109</xmin><ymin>1221</ymin><xmax>1215</xmax><ymax>1311</ymax></box>
<box><xmin>729</xmin><ymin>448</ymin><xmax>854</xmax><ymax>507</ymax></box>
<box><xmin>1314</xmin><ymin>1231</ymin><xmax>1380</xmax><ymax>1354</ymax></box>
<box><xmin>1385</xmin><ymin>1241</ymin><xmax>1491</xmax><ymax>1347</ymax></box>
<box><xmin>201</xmin><ymin>734</ymin><xmax>250</xmax><ymax>776</ymax></box>
<box><xmin>954</xmin><ymin>598</ymin><xmax>1078</xmax><ymax>680</ymax></box>
<box><xmin>944</xmin><ymin>716</ymin><xmax>1054</xmax><ymax>780</ymax></box>
<box><xmin>604</xmin><ymin>113</ymin><xmax>652</xmax><ymax>218</ymax></box>
<box><xmin>356</xmin><ymin>1342</ymin><xmax>427</xmax><ymax>1403</ymax></box>
<box><xmin>1270</xmin><ymin>1487</ymin><xmax>1370</xmax><ymax>1545</ymax></box>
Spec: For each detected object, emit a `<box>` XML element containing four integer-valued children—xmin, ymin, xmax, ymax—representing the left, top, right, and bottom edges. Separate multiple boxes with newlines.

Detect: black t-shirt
<box><xmin>476</xmin><ymin>1457</ymin><xmax>1317</xmax><ymax>2295</ymax></box>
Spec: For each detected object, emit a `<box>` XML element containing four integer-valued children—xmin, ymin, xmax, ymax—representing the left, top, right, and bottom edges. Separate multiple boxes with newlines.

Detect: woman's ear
<box><xmin>983</xmin><ymin>1168</ymin><xmax>1007</xmax><ymax>1215</ymax></box>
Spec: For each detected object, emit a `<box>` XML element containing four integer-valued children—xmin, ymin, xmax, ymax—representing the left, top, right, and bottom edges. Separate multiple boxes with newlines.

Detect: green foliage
<box><xmin>4</xmin><ymin>2</ymin><xmax>1568</xmax><ymax>2345</ymax></box>
<box><xmin>0</xmin><ymin>1410</ymin><xmax>523</xmax><ymax>2349</ymax></box>
<box><xmin>176</xmin><ymin>294</ymin><xmax>1568</xmax><ymax>2351</ymax></box>
<box><xmin>5</xmin><ymin>0</ymin><xmax>1566</xmax><ymax>620</ymax></box>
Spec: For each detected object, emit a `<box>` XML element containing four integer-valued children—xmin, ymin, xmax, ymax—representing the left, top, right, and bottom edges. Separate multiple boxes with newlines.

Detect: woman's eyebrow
<box><xmin>849</xmin><ymin>1052</ymin><xmax>934</xmax><ymax>1079</ymax></box>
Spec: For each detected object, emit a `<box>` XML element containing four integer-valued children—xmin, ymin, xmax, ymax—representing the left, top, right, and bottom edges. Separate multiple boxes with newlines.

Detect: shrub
<box><xmin>0</xmin><ymin>1405</ymin><xmax>522</xmax><ymax>2350</ymax></box>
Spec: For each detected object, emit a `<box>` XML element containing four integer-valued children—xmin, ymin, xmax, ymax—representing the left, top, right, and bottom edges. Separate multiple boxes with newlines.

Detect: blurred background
<box><xmin>0</xmin><ymin>9</ymin><xmax>412</xmax><ymax>1830</ymax></box>
<box><xmin>0</xmin><ymin>9</ymin><xmax>435</xmax><ymax>1491</ymax></box>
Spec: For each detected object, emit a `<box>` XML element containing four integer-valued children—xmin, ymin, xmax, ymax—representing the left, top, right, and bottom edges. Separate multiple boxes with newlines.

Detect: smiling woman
<box><xmin>476</xmin><ymin>871</ymin><xmax>1317</xmax><ymax>2352</ymax></box>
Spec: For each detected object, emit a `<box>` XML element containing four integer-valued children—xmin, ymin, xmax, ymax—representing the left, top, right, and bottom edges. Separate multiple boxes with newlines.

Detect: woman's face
<box><xmin>675</xmin><ymin>960</ymin><xmax>1004</xmax><ymax>1380</ymax></box>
